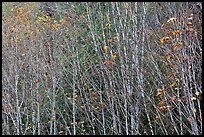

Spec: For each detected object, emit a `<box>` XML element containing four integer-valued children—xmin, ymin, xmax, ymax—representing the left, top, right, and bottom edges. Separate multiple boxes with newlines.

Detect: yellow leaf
<box><xmin>37</xmin><ymin>17</ymin><xmax>44</xmax><ymax>21</ymax></box>
<box><xmin>105</xmin><ymin>23</ymin><xmax>111</xmax><ymax>27</ymax></box>
<box><xmin>160</xmin><ymin>36</ymin><xmax>170</xmax><ymax>43</ymax></box>
<box><xmin>195</xmin><ymin>92</ymin><xmax>200</xmax><ymax>96</ymax></box>
<box><xmin>170</xmin><ymin>81</ymin><xmax>176</xmax><ymax>87</ymax></box>
<box><xmin>30</xmin><ymin>30</ymin><xmax>34</xmax><ymax>35</ymax></box>
<box><xmin>160</xmin><ymin>37</ymin><xmax>165</xmax><ymax>43</ymax></box>
<box><xmin>51</xmin><ymin>117</ymin><xmax>55</xmax><ymax>121</ymax></box>
<box><xmin>114</xmin><ymin>36</ymin><xmax>118</xmax><ymax>41</ymax></box>
<box><xmin>167</xmin><ymin>17</ymin><xmax>177</xmax><ymax>23</ymax></box>
<box><xmin>193</xmin><ymin>108</ymin><xmax>197</xmax><ymax>113</ymax></box>
<box><xmin>44</xmin><ymin>23</ymin><xmax>49</xmax><ymax>28</ymax></box>
<box><xmin>60</xmin><ymin>18</ymin><xmax>64</xmax><ymax>23</ymax></box>
<box><xmin>34</xmin><ymin>79</ymin><xmax>39</xmax><ymax>83</ymax></box>
<box><xmin>172</xmin><ymin>30</ymin><xmax>180</xmax><ymax>36</ymax></box>
<box><xmin>112</xmin><ymin>54</ymin><xmax>117</xmax><ymax>59</ymax></box>
<box><xmin>191</xmin><ymin>97</ymin><xmax>197</xmax><ymax>101</ymax></box>
<box><xmin>178</xmin><ymin>42</ymin><xmax>184</xmax><ymax>46</ymax></box>
<box><xmin>167</xmin><ymin>55</ymin><xmax>171</xmax><ymax>60</ymax></box>
<box><xmin>45</xmin><ymin>15</ymin><xmax>50</xmax><ymax>20</ymax></box>
<box><xmin>52</xmin><ymin>23</ymin><xmax>59</xmax><ymax>29</ymax></box>
<box><xmin>187</xmin><ymin>22</ymin><xmax>192</xmax><ymax>25</ymax></box>
<box><xmin>161</xmin><ymin>55</ymin><xmax>165</xmax><ymax>59</ymax></box>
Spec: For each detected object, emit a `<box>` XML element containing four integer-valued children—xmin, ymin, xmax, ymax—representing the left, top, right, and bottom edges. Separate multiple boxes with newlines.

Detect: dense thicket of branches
<box><xmin>2</xmin><ymin>2</ymin><xmax>202</xmax><ymax>135</ymax></box>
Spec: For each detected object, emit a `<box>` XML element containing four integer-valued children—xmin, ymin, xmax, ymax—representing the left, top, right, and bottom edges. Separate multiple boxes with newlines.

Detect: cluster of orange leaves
<box><xmin>160</xmin><ymin>13</ymin><xmax>194</xmax><ymax>47</ymax></box>
<box><xmin>103</xmin><ymin>51</ymin><xmax>118</xmax><ymax>65</ymax></box>
<box><xmin>157</xmin><ymin>13</ymin><xmax>201</xmax><ymax>124</ymax></box>
<box><xmin>35</xmin><ymin>11</ymin><xmax>63</xmax><ymax>30</ymax></box>
<box><xmin>156</xmin><ymin>78</ymin><xmax>179</xmax><ymax>110</ymax></box>
<box><xmin>103</xmin><ymin>35</ymin><xmax>119</xmax><ymax>65</ymax></box>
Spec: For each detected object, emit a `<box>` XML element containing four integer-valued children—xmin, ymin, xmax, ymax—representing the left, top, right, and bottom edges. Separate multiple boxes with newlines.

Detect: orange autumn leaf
<box><xmin>108</xmin><ymin>38</ymin><xmax>113</xmax><ymax>43</ymax></box>
<box><xmin>159</xmin><ymin>106</ymin><xmax>166</xmax><ymax>109</ymax></box>
<box><xmin>171</xmin><ymin>42</ymin><xmax>183</xmax><ymax>47</ymax></box>
<box><xmin>103</xmin><ymin>45</ymin><xmax>109</xmax><ymax>53</ymax></box>
<box><xmin>160</xmin><ymin>36</ymin><xmax>170</xmax><ymax>43</ymax></box>
<box><xmin>113</xmin><ymin>52</ymin><xmax>118</xmax><ymax>55</ymax></box>
<box><xmin>104</xmin><ymin>60</ymin><xmax>115</xmax><ymax>65</ymax></box>
<box><xmin>172</xmin><ymin>30</ymin><xmax>180</xmax><ymax>36</ymax></box>
<box><xmin>104</xmin><ymin>60</ymin><xmax>111</xmax><ymax>65</ymax></box>
<box><xmin>197</xmin><ymin>116</ymin><xmax>201</xmax><ymax>123</ymax></box>
<box><xmin>60</xmin><ymin>124</ymin><xmax>64</xmax><ymax>129</ymax></box>
<box><xmin>179</xmin><ymin>16</ymin><xmax>184</xmax><ymax>21</ymax></box>
<box><xmin>51</xmin><ymin>23</ymin><xmax>59</xmax><ymax>29</ymax></box>
<box><xmin>159</xmin><ymin>105</ymin><xmax>171</xmax><ymax>110</ymax></box>
<box><xmin>165</xmin><ymin>29</ymin><xmax>170</xmax><ymax>34</ymax></box>
<box><xmin>188</xmin><ymin>28</ymin><xmax>193</xmax><ymax>32</ymax></box>
<box><xmin>158</xmin><ymin>100</ymin><xmax>165</xmax><ymax>106</ymax></box>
